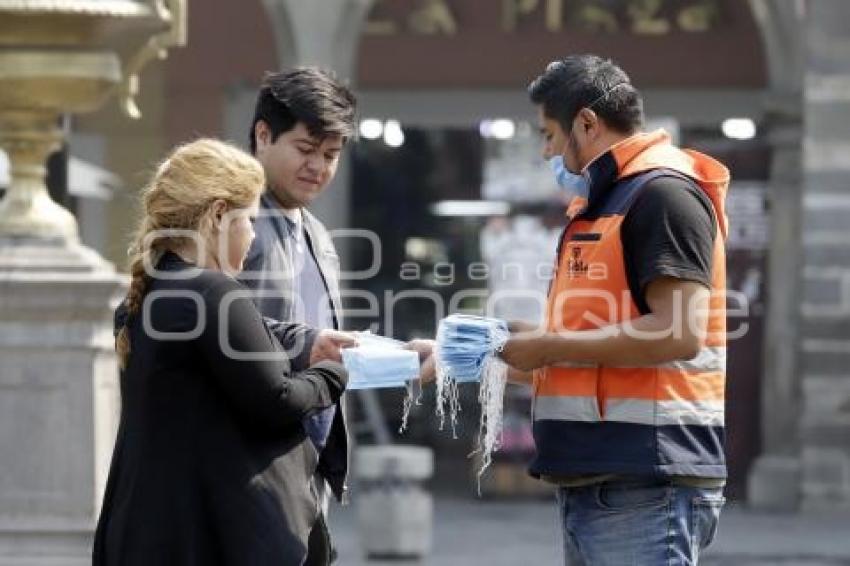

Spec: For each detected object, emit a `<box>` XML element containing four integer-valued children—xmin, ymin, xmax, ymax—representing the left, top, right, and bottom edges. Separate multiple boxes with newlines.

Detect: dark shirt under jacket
<box><xmin>92</xmin><ymin>252</ymin><xmax>347</xmax><ymax>566</ymax></box>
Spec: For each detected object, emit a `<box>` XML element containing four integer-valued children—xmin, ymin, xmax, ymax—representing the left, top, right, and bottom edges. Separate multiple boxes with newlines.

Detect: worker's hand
<box><xmin>309</xmin><ymin>329</ymin><xmax>358</xmax><ymax>365</ymax></box>
<box><xmin>506</xmin><ymin>319</ymin><xmax>545</xmax><ymax>335</ymax></box>
<box><xmin>507</xmin><ymin>320</ymin><xmax>537</xmax><ymax>333</ymax></box>
<box><xmin>499</xmin><ymin>334</ymin><xmax>550</xmax><ymax>372</ymax></box>
<box><xmin>404</xmin><ymin>339</ymin><xmax>437</xmax><ymax>384</ymax></box>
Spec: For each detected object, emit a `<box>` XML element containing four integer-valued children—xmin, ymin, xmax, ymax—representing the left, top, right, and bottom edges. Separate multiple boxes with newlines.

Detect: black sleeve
<box><xmin>263</xmin><ymin>316</ymin><xmax>319</xmax><ymax>372</ymax></box>
<box><xmin>197</xmin><ymin>276</ymin><xmax>347</xmax><ymax>434</ymax></box>
<box><xmin>621</xmin><ymin>175</ymin><xmax>717</xmax><ymax>314</ymax></box>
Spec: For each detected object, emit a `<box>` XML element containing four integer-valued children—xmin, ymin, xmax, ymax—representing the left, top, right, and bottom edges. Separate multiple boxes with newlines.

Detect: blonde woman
<box><xmin>93</xmin><ymin>139</ymin><xmax>348</xmax><ymax>566</ymax></box>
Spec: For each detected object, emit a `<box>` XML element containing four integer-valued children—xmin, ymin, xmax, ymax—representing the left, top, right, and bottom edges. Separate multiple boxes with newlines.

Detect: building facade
<box><xmin>72</xmin><ymin>0</ymin><xmax>850</xmax><ymax>510</ymax></box>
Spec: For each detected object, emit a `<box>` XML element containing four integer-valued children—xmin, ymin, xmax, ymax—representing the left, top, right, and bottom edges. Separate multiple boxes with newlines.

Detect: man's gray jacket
<box><xmin>239</xmin><ymin>193</ymin><xmax>349</xmax><ymax>502</ymax></box>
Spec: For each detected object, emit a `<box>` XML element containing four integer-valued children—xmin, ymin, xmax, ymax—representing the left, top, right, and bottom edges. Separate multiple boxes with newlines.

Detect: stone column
<box><xmin>0</xmin><ymin>240</ymin><xmax>124</xmax><ymax>565</ymax></box>
<box><xmin>753</xmin><ymin>0</ymin><xmax>850</xmax><ymax>512</ymax></box>
<box><xmin>0</xmin><ymin>50</ymin><xmax>127</xmax><ymax>566</ymax></box>
<box><xmin>746</xmin><ymin>0</ymin><xmax>806</xmax><ymax>511</ymax></box>
<box><xmin>797</xmin><ymin>0</ymin><xmax>850</xmax><ymax>511</ymax></box>
<box><xmin>747</xmin><ymin>101</ymin><xmax>804</xmax><ymax>510</ymax></box>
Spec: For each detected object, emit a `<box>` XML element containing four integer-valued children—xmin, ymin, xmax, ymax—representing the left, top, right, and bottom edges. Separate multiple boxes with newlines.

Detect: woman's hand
<box><xmin>309</xmin><ymin>330</ymin><xmax>357</xmax><ymax>365</ymax></box>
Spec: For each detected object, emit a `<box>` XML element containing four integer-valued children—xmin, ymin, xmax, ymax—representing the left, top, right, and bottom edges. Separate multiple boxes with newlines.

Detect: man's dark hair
<box><xmin>249</xmin><ymin>67</ymin><xmax>357</xmax><ymax>154</ymax></box>
<box><xmin>528</xmin><ymin>54</ymin><xmax>644</xmax><ymax>135</ymax></box>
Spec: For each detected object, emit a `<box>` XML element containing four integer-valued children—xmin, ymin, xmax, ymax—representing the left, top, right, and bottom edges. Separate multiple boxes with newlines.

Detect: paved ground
<box><xmin>328</xmin><ymin>497</ymin><xmax>850</xmax><ymax>565</ymax></box>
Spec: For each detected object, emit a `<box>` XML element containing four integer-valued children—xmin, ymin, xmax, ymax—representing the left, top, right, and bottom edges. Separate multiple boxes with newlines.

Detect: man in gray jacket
<box><xmin>240</xmin><ymin>67</ymin><xmax>358</xmax><ymax>566</ymax></box>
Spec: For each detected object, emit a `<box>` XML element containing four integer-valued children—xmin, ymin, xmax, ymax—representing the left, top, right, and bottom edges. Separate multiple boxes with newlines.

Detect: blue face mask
<box><xmin>341</xmin><ymin>332</ymin><xmax>420</xmax><ymax>390</ymax></box>
<box><xmin>549</xmin><ymin>155</ymin><xmax>589</xmax><ymax>200</ymax></box>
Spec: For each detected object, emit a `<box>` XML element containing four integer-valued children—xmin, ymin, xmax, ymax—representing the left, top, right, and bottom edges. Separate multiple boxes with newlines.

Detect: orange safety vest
<box><xmin>530</xmin><ymin>130</ymin><xmax>730</xmax><ymax>479</ymax></box>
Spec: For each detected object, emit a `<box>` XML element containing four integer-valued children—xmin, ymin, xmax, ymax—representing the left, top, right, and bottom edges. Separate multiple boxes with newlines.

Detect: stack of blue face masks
<box><xmin>436</xmin><ymin>314</ymin><xmax>510</xmax><ymax>383</ymax></box>
<box><xmin>341</xmin><ymin>332</ymin><xmax>420</xmax><ymax>390</ymax></box>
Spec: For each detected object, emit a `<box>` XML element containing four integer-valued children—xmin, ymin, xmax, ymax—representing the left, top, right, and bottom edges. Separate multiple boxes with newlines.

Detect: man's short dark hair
<box><xmin>528</xmin><ymin>54</ymin><xmax>644</xmax><ymax>135</ymax></box>
<box><xmin>249</xmin><ymin>67</ymin><xmax>357</xmax><ymax>154</ymax></box>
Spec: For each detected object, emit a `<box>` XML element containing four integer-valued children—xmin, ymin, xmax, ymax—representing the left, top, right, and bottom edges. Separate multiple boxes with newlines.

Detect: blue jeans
<box><xmin>556</xmin><ymin>478</ymin><xmax>725</xmax><ymax>566</ymax></box>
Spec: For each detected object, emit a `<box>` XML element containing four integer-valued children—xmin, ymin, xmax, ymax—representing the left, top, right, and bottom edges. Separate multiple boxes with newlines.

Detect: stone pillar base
<box><xmin>801</xmin><ymin>445</ymin><xmax>850</xmax><ymax>512</ymax></box>
<box><xmin>0</xmin><ymin>521</ymin><xmax>92</xmax><ymax>566</ymax></box>
<box><xmin>0</xmin><ymin>238</ymin><xmax>125</xmax><ymax>566</ymax></box>
<box><xmin>747</xmin><ymin>454</ymin><xmax>800</xmax><ymax>511</ymax></box>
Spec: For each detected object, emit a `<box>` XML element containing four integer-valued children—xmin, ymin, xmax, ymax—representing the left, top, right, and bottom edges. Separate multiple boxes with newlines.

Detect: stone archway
<box><xmin>748</xmin><ymin>0</ymin><xmax>850</xmax><ymax>512</ymax></box>
<box><xmin>749</xmin><ymin>0</ymin><xmax>805</xmax><ymax>94</ymax></box>
<box><xmin>745</xmin><ymin>0</ymin><xmax>807</xmax><ymax>511</ymax></box>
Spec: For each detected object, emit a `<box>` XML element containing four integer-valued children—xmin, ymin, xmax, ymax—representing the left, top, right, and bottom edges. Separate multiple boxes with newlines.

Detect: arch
<box><xmin>261</xmin><ymin>0</ymin><xmax>375</xmax><ymax>77</ymax></box>
<box><xmin>260</xmin><ymin>0</ymin><xmax>297</xmax><ymax>70</ymax></box>
<box><xmin>748</xmin><ymin>0</ymin><xmax>805</xmax><ymax>94</ymax></box>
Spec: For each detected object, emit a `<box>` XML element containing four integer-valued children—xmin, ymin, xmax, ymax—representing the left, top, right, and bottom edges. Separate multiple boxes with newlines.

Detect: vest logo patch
<box><xmin>567</xmin><ymin>246</ymin><xmax>589</xmax><ymax>278</ymax></box>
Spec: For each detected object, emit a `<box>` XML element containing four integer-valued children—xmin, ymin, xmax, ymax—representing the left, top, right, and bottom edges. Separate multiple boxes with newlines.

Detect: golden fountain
<box><xmin>0</xmin><ymin>0</ymin><xmax>186</xmax><ymax>241</ymax></box>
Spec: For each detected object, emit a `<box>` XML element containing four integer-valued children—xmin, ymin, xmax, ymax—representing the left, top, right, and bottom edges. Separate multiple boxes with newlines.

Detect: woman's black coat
<box><xmin>92</xmin><ymin>253</ymin><xmax>347</xmax><ymax>565</ymax></box>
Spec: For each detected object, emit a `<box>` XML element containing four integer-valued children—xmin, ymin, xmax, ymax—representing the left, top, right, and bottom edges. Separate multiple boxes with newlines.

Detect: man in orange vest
<box><xmin>500</xmin><ymin>54</ymin><xmax>729</xmax><ymax>565</ymax></box>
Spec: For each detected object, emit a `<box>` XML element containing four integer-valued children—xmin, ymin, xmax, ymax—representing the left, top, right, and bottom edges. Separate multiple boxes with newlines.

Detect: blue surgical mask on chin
<box><xmin>549</xmin><ymin>155</ymin><xmax>590</xmax><ymax>200</ymax></box>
